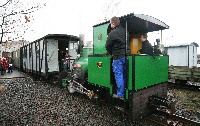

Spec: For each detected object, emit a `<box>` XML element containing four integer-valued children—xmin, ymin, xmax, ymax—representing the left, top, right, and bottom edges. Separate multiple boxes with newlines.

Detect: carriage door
<box><xmin>68</xmin><ymin>41</ymin><xmax>78</xmax><ymax>70</ymax></box>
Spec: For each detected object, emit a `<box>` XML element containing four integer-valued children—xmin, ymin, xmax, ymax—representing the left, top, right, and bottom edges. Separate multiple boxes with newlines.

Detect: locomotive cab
<box><xmin>88</xmin><ymin>13</ymin><xmax>170</xmax><ymax>119</ymax></box>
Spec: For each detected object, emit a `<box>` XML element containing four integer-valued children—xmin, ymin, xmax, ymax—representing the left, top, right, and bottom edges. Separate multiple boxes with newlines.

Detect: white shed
<box><xmin>164</xmin><ymin>42</ymin><xmax>199</xmax><ymax>68</ymax></box>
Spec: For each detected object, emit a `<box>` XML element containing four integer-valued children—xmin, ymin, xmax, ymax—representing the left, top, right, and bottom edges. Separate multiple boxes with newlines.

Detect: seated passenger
<box><xmin>138</xmin><ymin>33</ymin><xmax>154</xmax><ymax>56</ymax></box>
<box><xmin>138</xmin><ymin>33</ymin><xmax>163</xmax><ymax>56</ymax></box>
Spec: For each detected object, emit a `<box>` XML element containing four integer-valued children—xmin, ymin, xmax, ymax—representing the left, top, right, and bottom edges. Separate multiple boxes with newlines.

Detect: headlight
<box><xmin>73</xmin><ymin>64</ymin><xmax>81</xmax><ymax>68</ymax></box>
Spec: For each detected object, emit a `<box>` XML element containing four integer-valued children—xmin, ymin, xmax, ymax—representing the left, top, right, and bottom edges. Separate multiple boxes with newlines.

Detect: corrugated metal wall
<box><xmin>165</xmin><ymin>45</ymin><xmax>197</xmax><ymax>67</ymax></box>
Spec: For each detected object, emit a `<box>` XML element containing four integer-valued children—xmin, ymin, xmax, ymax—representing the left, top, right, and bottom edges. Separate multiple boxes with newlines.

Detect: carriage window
<box><xmin>74</xmin><ymin>43</ymin><xmax>78</xmax><ymax>49</ymax></box>
<box><xmin>69</xmin><ymin>42</ymin><xmax>78</xmax><ymax>49</ymax></box>
<box><xmin>69</xmin><ymin>43</ymin><xmax>73</xmax><ymax>49</ymax></box>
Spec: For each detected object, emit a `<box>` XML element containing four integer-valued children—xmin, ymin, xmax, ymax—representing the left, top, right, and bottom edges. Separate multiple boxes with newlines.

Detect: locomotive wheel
<box><xmin>67</xmin><ymin>82</ymin><xmax>75</xmax><ymax>93</ymax></box>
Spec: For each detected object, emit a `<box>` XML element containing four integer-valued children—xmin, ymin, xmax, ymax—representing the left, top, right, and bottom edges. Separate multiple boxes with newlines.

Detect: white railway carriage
<box><xmin>20</xmin><ymin>34</ymin><xmax>80</xmax><ymax>80</ymax></box>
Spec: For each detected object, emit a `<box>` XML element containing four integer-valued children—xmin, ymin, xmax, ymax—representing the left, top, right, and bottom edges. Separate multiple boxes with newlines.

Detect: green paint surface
<box><xmin>87</xmin><ymin>55</ymin><xmax>168</xmax><ymax>98</ymax></box>
<box><xmin>76</xmin><ymin>47</ymin><xmax>93</xmax><ymax>72</ymax></box>
<box><xmin>88</xmin><ymin>56</ymin><xmax>111</xmax><ymax>88</ymax></box>
<box><xmin>93</xmin><ymin>23</ymin><xmax>109</xmax><ymax>54</ymax></box>
<box><xmin>82</xmin><ymin>47</ymin><xmax>93</xmax><ymax>58</ymax></box>
<box><xmin>134</xmin><ymin>56</ymin><xmax>168</xmax><ymax>90</ymax></box>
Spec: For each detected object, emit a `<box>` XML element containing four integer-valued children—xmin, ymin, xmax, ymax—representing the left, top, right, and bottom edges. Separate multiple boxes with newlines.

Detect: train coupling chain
<box><xmin>87</xmin><ymin>90</ymin><xmax>94</xmax><ymax>99</ymax></box>
<box><xmin>70</xmin><ymin>79</ymin><xmax>95</xmax><ymax>99</ymax></box>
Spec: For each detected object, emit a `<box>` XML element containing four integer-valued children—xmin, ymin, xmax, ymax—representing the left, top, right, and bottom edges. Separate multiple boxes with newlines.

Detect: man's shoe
<box><xmin>113</xmin><ymin>94</ymin><xmax>124</xmax><ymax>100</ymax></box>
<box><xmin>114</xmin><ymin>106</ymin><xmax>125</xmax><ymax>112</ymax></box>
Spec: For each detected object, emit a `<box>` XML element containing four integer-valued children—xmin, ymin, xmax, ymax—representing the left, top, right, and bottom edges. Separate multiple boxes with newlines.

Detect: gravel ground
<box><xmin>168</xmin><ymin>86</ymin><xmax>200</xmax><ymax>123</ymax></box>
<box><xmin>0</xmin><ymin>78</ymin><xmax>149</xmax><ymax>126</ymax></box>
<box><xmin>0</xmin><ymin>77</ymin><xmax>199</xmax><ymax>125</ymax></box>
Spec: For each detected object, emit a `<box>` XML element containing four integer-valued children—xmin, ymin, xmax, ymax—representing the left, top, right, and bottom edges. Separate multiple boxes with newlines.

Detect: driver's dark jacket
<box><xmin>105</xmin><ymin>25</ymin><xmax>130</xmax><ymax>60</ymax></box>
<box><xmin>139</xmin><ymin>40</ymin><xmax>154</xmax><ymax>56</ymax></box>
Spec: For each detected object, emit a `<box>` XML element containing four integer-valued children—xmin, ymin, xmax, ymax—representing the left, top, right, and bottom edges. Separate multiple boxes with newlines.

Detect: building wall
<box><xmin>165</xmin><ymin>45</ymin><xmax>197</xmax><ymax>67</ymax></box>
<box><xmin>167</xmin><ymin>46</ymin><xmax>188</xmax><ymax>66</ymax></box>
<box><xmin>0</xmin><ymin>40</ymin><xmax>30</xmax><ymax>58</ymax></box>
<box><xmin>189</xmin><ymin>45</ymin><xmax>197</xmax><ymax>67</ymax></box>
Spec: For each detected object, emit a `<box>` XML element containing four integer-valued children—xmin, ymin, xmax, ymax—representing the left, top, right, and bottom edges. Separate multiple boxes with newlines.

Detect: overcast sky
<box><xmin>9</xmin><ymin>0</ymin><xmax>200</xmax><ymax>54</ymax></box>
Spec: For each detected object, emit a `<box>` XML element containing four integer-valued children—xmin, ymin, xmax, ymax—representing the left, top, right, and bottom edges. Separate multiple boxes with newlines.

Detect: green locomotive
<box><xmin>64</xmin><ymin>13</ymin><xmax>170</xmax><ymax>120</ymax></box>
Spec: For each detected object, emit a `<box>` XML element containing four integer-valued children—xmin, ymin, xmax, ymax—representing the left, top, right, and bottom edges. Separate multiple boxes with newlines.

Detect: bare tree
<box><xmin>0</xmin><ymin>0</ymin><xmax>11</xmax><ymax>8</ymax></box>
<box><xmin>0</xmin><ymin>0</ymin><xmax>46</xmax><ymax>43</ymax></box>
<box><xmin>101</xmin><ymin>0</ymin><xmax>122</xmax><ymax>22</ymax></box>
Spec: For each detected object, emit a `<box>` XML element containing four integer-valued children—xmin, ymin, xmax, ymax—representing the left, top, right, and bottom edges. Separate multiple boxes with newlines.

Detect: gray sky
<box><xmin>3</xmin><ymin>0</ymin><xmax>200</xmax><ymax>53</ymax></box>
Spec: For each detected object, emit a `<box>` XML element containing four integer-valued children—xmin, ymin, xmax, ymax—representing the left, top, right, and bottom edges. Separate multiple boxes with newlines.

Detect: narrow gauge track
<box><xmin>92</xmin><ymin>93</ymin><xmax>200</xmax><ymax>126</ymax></box>
<box><xmin>109</xmin><ymin>103</ymin><xmax>200</xmax><ymax>126</ymax></box>
<box><xmin>168</xmin><ymin>82</ymin><xmax>200</xmax><ymax>91</ymax></box>
<box><xmin>143</xmin><ymin>109</ymin><xmax>200</xmax><ymax>126</ymax></box>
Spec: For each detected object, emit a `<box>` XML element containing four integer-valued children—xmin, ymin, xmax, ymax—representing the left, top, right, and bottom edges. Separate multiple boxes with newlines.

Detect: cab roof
<box><xmin>93</xmin><ymin>13</ymin><xmax>169</xmax><ymax>34</ymax></box>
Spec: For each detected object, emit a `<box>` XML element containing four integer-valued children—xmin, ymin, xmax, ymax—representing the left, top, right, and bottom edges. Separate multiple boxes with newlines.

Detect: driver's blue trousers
<box><xmin>112</xmin><ymin>58</ymin><xmax>126</xmax><ymax>97</ymax></box>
